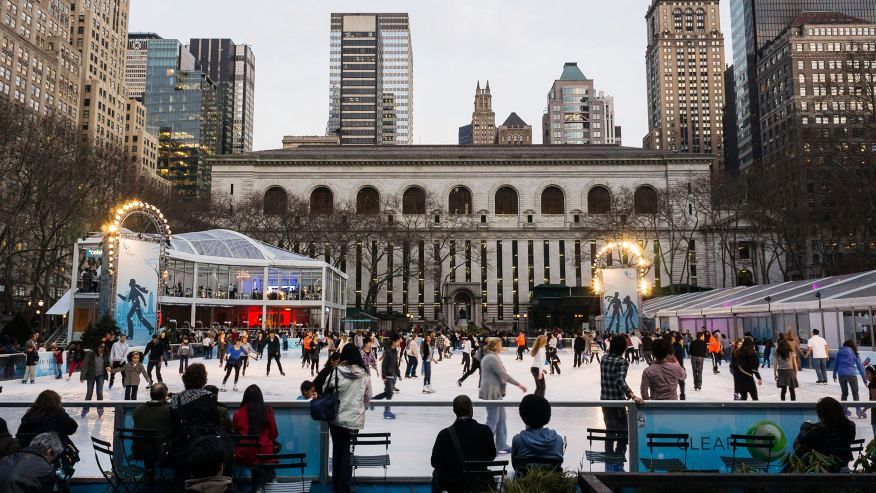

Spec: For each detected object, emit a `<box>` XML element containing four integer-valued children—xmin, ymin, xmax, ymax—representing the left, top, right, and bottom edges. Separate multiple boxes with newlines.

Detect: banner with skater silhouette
<box><xmin>601</xmin><ymin>268</ymin><xmax>640</xmax><ymax>333</ymax></box>
<box><xmin>114</xmin><ymin>238</ymin><xmax>159</xmax><ymax>346</ymax></box>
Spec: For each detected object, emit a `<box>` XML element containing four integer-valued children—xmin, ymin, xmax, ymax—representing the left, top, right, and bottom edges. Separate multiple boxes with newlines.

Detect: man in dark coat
<box><xmin>372</xmin><ymin>333</ymin><xmax>402</xmax><ymax>419</ymax></box>
<box><xmin>265</xmin><ymin>332</ymin><xmax>284</xmax><ymax>376</ymax></box>
<box><xmin>0</xmin><ymin>432</ymin><xmax>62</xmax><ymax>493</ymax></box>
<box><xmin>431</xmin><ymin>395</ymin><xmax>497</xmax><ymax>493</ymax></box>
<box><xmin>133</xmin><ymin>383</ymin><xmax>171</xmax><ymax>480</ymax></box>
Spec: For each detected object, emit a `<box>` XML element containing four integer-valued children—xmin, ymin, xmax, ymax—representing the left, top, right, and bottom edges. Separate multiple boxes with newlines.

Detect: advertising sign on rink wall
<box><xmin>601</xmin><ymin>268</ymin><xmax>640</xmax><ymax>333</ymax></box>
<box><xmin>114</xmin><ymin>238</ymin><xmax>160</xmax><ymax>346</ymax></box>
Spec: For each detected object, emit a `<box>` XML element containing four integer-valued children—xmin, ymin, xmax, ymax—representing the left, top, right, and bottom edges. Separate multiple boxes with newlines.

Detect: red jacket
<box><xmin>232</xmin><ymin>404</ymin><xmax>279</xmax><ymax>465</ymax></box>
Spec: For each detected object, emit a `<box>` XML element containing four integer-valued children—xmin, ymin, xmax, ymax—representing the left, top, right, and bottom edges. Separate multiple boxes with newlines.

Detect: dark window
<box><xmin>737</xmin><ymin>269</ymin><xmax>754</xmax><ymax>287</ymax></box>
<box><xmin>587</xmin><ymin>186</ymin><xmax>611</xmax><ymax>214</ymax></box>
<box><xmin>263</xmin><ymin>186</ymin><xmax>287</xmax><ymax>215</ymax></box>
<box><xmin>541</xmin><ymin>186</ymin><xmax>565</xmax><ymax>214</ymax></box>
<box><xmin>448</xmin><ymin>186</ymin><xmax>472</xmax><ymax>215</ymax></box>
<box><xmin>310</xmin><ymin>186</ymin><xmax>334</xmax><ymax>214</ymax></box>
<box><xmin>402</xmin><ymin>186</ymin><xmax>426</xmax><ymax>214</ymax></box>
<box><xmin>356</xmin><ymin>186</ymin><xmax>380</xmax><ymax>214</ymax></box>
<box><xmin>495</xmin><ymin>186</ymin><xmax>518</xmax><ymax>215</ymax></box>
<box><xmin>634</xmin><ymin>186</ymin><xmax>659</xmax><ymax>214</ymax></box>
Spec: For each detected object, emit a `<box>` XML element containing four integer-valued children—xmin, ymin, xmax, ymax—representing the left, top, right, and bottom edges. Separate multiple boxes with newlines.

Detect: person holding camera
<box><xmin>0</xmin><ymin>432</ymin><xmax>66</xmax><ymax>493</ymax></box>
<box><xmin>16</xmin><ymin>390</ymin><xmax>78</xmax><ymax>449</ymax></box>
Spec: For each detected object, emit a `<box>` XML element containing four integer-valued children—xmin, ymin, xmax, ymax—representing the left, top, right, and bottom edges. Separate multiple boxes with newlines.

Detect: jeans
<box><xmin>531</xmin><ymin>367</ymin><xmax>545</xmax><ymax>397</ymax></box>
<box><xmin>84</xmin><ymin>375</ymin><xmax>105</xmax><ymax>414</ymax></box>
<box><xmin>373</xmin><ymin>377</ymin><xmax>396</xmax><ymax>412</ymax></box>
<box><xmin>267</xmin><ymin>354</ymin><xmax>283</xmax><ymax>374</ymax></box>
<box><xmin>485</xmin><ymin>404</ymin><xmax>508</xmax><ymax>450</ymax></box>
<box><xmin>813</xmin><ymin>358</ymin><xmax>828</xmax><ymax>382</ymax></box>
<box><xmin>601</xmin><ymin>407</ymin><xmax>628</xmax><ymax>471</ymax></box>
<box><xmin>459</xmin><ymin>357</ymin><xmax>480</xmax><ymax>383</ymax></box>
<box><xmin>838</xmin><ymin>375</ymin><xmax>863</xmax><ymax>414</ymax></box>
<box><xmin>329</xmin><ymin>424</ymin><xmax>354</xmax><ymax>493</ymax></box>
<box><xmin>204</xmin><ymin>345</ymin><xmax>213</xmax><ymax>360</ymax></box>
<box><xmin>691</xmin><ymin>356</ymin><xmax>704</xmax><ymax>389</ymax></box>
<box><xmin>147</xmin><ymin>359</ymin><xmax>163</xmax><ymax>383</ymax></box>
<box><xmin>574</xmin><ymin>350</ymin><xmax>583</xmax><ymax>367</ymax></box>
<box><xmin>517</xmin><ymin>346</ymin><xmax>525</xmax><ymax>360</ymax></box>
<box><xmin>422</xmin><ymin>360</ymin><xmax>431</xmax><ymax>385</ymax></box>
<box><xmin>178</xmin><ymin>356</ymin><xmax>189</xmax><ymax>374</ymax></box>
<box><xmin>125</xmin><ymin>384</ymin><xmax>138</xmax><ymax>400</ymax></box>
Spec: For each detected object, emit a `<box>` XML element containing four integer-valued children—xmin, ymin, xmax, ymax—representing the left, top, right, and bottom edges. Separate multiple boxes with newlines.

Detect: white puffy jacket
<box><xmin>325</xmin><ymin>364</ymin><xmax>372</xmax><ymax>430</ymax></box>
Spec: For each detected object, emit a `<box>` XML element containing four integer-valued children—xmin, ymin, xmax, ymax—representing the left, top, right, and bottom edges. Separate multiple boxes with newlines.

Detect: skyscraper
<box><xmin>470</xmin><ymin>80</ymin><xmax>496</xmax><ymax>145</ymax></box>
<box><xmin>730</xmin><ymin>0</ymin><xmax>876</xmax><ymax>170</ymax></box>
<box><xmin>138</xmin><ymin>37</ymin><xmax>220</xmax><ymax>198</ymax></box>
<box><xmin>188</xmin><ymin>39</ymin><xmax>255</xmax><ymax>154</ymax></box>
<box><xmin>542</xmin><ymin>62</ymin><xmax>619</xmax><ymax>145</ymax></box>
<box><xmin>328</xmin><ymin>13</ymin><xmax>413</xmax><ymax>145</ymax></box>
<box><xmin>126</xmin><ymin>33</ymin><xmax>162</xmax><ymax>100</ymax></box>
<box><xmin>70</xmin><ymin>0</ymin><xmax>131</xmax><ymax>148</ymax></box>
<box><xmin>644</xmin><ymin>1</ymin><xmax>726</xmax><ymax>166</ymax></box>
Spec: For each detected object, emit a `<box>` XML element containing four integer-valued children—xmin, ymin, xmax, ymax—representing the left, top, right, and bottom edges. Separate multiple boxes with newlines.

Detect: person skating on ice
<box><xmin>222</xmin><ymin>339</ymin><xmax>255</xmax><ymax>392</ymax></box>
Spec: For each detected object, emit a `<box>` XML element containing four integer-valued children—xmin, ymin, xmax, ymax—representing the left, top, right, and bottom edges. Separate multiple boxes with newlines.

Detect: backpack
<box><xmin>310</xmin><ymin>368</ymin><xmax>340</xmax><ymax>422</ymax></box>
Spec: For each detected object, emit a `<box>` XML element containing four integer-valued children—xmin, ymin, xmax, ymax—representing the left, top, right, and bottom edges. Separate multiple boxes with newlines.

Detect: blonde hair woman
<box><xmin>480</xmin><ymin>337</ymin><xmax>527</xmax><ymax>454</ymax></box>
<box><xmin>530</xmin><ymin>335</ymin><xmax>549</xmax><ymax>397</ymax></box>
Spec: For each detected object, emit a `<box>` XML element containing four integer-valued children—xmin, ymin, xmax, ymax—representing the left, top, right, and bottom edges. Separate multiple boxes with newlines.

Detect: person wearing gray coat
<box><xmin>479</xmin><ymin>338</ymin><xmax>527</xmax><ymax>454</ymax></box>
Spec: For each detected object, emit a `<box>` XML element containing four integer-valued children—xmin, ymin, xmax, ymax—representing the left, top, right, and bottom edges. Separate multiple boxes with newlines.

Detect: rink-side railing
<box><xmin>0</xmin><ymin>400</ymin><xmax>849</xmax><ymax>484</ymax></box>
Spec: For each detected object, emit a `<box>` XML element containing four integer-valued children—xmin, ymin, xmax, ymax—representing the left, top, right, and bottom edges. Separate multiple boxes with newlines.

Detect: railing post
<box><xmin>627</xmin><ymin>402</ymin><xmax>639</xmax><ymax>472</ymax></box>
<box><xmin>320</xmin><ymin>421</ymin><xmax>330</xmax><ymax>485</ymax></box>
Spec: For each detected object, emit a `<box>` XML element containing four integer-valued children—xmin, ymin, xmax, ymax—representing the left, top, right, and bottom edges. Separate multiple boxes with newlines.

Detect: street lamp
<box><xmin>765</xmin><ymin>296</ymin><xmax>772</xmax><ymax>337</ymax></box>
<box><xmin>515</xmin><ymin>313</ymin><xmax>520</xmax><ymax>333</ymax></box>
<box><xmin>815</xmin><ymin>291</ymin><xmax>824</xmax><ymax>339</ymax></box>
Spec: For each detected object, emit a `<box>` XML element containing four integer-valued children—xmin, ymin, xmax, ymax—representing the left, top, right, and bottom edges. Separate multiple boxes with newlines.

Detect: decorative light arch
<box><xmin>104</xmin><ymin>199</ymin><xmax>172</xmax><ymax>279</ymax></box>
<box><xmin>591</xmin><ymin>241</ymin><xmax>651</xmax><ymax>295</ymax></box>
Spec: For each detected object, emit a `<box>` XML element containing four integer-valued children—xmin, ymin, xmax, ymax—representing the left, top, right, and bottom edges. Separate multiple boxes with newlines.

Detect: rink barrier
<box><xmin>0</xmin><ymin>399</ymin><xmax>844</xmax><ymax>482</ymax></box>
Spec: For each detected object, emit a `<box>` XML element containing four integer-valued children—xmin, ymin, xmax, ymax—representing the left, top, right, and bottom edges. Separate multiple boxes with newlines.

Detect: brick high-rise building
<box><xmin>644</xmin><ymin>0</ymin><xmax>726</xmax><ymax>167</ymax></box>
<box><xmin>123</xmin><ymin>97</ymin><xmax>161</xmax><ymax>192</ymax></box>
<box><xmin>0</xmin><ymin>1</ymin><xmax>81</xmax><ymax>121</ymax></box>
<box><xmin>70</xmin><ymin>0</ymin><xmax>130</xmax><ymax>148</ymax></box>
<box><xmin>496</xmin><ymin>112</ymin><xmax>531</xmax><ymax>145</ymax></box>
<box><xmin>470</xmin><ymin>80</ymin><xmax>496</xmax><ymax>145</ymax></box>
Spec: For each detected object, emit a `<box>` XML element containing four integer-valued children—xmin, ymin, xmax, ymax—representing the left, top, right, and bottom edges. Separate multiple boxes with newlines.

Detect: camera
<box><xmin>53</xmin><ymin>441</ymin><xmax>80</xmax><ymax>492</ymax></box>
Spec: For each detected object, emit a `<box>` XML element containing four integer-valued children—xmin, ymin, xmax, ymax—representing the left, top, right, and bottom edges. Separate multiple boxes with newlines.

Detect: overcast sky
<box><xmin>129</xmin><ymin>0</ymin><xmax>732</xmax><ymax>150</ymax></box>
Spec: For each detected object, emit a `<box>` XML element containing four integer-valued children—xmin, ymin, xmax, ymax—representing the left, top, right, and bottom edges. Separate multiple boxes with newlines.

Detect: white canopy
<box><xmin>46</xmin><ymin>289</ymin><xmax>72</xmax><ymax>315</ymax></box>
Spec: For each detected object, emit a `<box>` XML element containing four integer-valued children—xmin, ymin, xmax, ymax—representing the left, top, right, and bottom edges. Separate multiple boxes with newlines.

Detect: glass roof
<box><xmin>644</xmin><ymin>270</ymin><xmax>876</xmax><ymax>316</ymax></box>
<box><xmin>169</xmin><ymin>230</ymin><xmax>317</xmax><ymax>263</ymax></box>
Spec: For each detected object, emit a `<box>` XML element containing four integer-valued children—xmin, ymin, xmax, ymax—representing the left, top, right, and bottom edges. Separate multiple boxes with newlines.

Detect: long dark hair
<box><xmin>741</xmin><ymin>337</ymin><xmax>757</xmax><ymax>357</ymax></box>
<box><xmin>241</xmin><ymin>384</ymin><xmax>268</xmax><ymax>435</ymax></box>
<box><xmin>776</xmin><ymin>339</ymin><xmax>792</xmax><ymax>360</ymax></box>
<box><xmin>340</xmin><ymin>343</ymin><xmax>366</xmax><ymax>369</ymax></box>
<box><xmin>816</xmin><ymin>397</ymin><xmax>852</xmax><ymax>433</ymax></box>
<box><xmin>24</xmin><ymin>390</ymin><xmax>63</xmax><ymax>418</ymax></box>
<box><xmin>842</xmin><ymin>339</ymin><xmax>859</xmax><ymax>356</ymax></box>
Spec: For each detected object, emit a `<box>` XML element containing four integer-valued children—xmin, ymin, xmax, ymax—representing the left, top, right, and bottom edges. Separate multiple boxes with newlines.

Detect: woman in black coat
<box><xmin>732</xmin><ymin>338</ymin><xmax>762</xmax><ymax>400</ymax></box>
<box><xmin>16</xmin><ymin>390</ymin><xmax>78</xmax><ymax>448</ymax></box>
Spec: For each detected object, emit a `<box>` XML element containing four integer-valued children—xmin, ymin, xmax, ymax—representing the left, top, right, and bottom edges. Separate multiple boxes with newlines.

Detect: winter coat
<box><xmin>169</xmin><ymin>389</ymin><xmax>226</xmax><ymax>461</ymax></box>
<box><xmin>793</xmin><ymin>420</ymin><xmax>856</xmax><ymax>472</ymax></box>
<box><xmin>0</xmin><ymin>431</ymin><xmax>21</xmax><ymax>459</ymax></box>
<box><xmin>184</xmin><ymin>475</ymin><xmax>240</xmax><ymax>493</ymax></box>
<box><xmin>110</xmin><ymin>361</ymin><xmax>151</xmax><ymax>386</ymax></box>
<box><xmin>16</xmin><ymin>409</ymin><xmax>78</xmax><ymax>448</ymax></box>
<box><xmin>381</xmin><ymin>346</ymin><xmax>400</xmax><ymax>378</ymax></box>
<box><xmin>511</xmin><ymin>427</ymin><xmax>564</xmax><ymax>463</ymax></box>
<box><xmin>479</xmin><ymin>353</ymin><xmax>520</xmax><ymax>400</ymax></box>
<box><xmin>324</xmin><ymin>364</ymin><xmax>372</xmax><ymax>430</ymax></box>
<box><xmin>232</xmin><ymin>404</ymin><xmax>278</xmax><ymax>466</ymax></box>
<box><xmin>267</xmin><ymin>336</ymin><xmax>281</xmax><ymax>356</ymax></box>
<box><xmin>640</xmin><ymin>360</ymin><xmax>687</xmax><ymax>400</ymax></box>
<box><xmin>80</xmin><ymin>350</ymin><xmax>110</xmax><ymax>381</ymax></box>
<box><xmin>431</xmin><ymin>418</ymin><xmax>497</xmax><ymax>493</ymax></box>
<box><xmin>833</xmin><ymin>346</ymin><xmax>866</xmax><ymax>379</ymax></box>
<box><xmin>0</xmin><ymin>448</ymin><xmax>56</xmax><ymax>493</ymax></box>
<box><xmin>177</xmin><ymin>344</ymin><xmax>194</xmax><ymax>357</ymax></box>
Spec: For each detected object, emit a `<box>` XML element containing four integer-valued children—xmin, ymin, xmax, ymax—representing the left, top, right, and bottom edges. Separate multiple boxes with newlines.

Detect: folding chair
<box><xmin>256</xmin><ymin>452</ymin><xmax>310</xmax><ymax>493</ymax></box>
<box><xmin>351</xmin><ymin>432</ymin><xmax>391</xmax><ymax>485</ymax></box>
<box><xmin>720</xmin><ymin>434</ymin><xmax>775</xmax><ymax>472</ymax></box>
<box><xmin>640</xmin><ymin>433</ymin><xmax>690</xmax><ymax>472</ymax></box>
<box><xmin>462</xmin><ymin>460</ymin><xmax>508</xmax><ymax>492</ymax></box>
<box><xmin>584</xmin><ymin>428</ymin><xmax>628</xmax><ymax>471</ymax></box>
<box><xmin>228</xmin><ymin>434</ymin><xmax>261</xmax><ymax>482</ymax></box>
<box><xmin>91</xmin><ymin>436</ymin><xmax>140</xmax><ymax>493</ymax></box>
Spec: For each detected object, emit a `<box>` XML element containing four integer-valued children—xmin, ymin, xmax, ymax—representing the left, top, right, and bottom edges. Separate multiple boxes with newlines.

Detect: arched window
<box><xmin>494</xmin><ymin>186</ymin><xmax>519</xmax><ymax>215</ymax></box>
<box><xmin>309</xmin><ymin>186</ymin><xmax>334</xmax><ymax>215</ymax></box>
<box><xmin>737</xmin><ymin>269</ymin><xmax>754</xmax><ymax>287</ymax></box>
<box><xmin>263</xmin><ymin>186</ymin><xmax>288</xmax><ymax>215</ymax></box>
<box><xmin>684</xmin><ymin>8</ymin><xmax>694</xmax><ymax>31</ymax></box>
<box><xmin>696</xmin><ymin>8</ymin><xmax>705</xmax><ymax>31</ymax></box>
<box><xmin>402</xmin><ymin>186</ymin><xmax>426</xmax><ymax>215</ymax></box>
<box><xmin>673</xmin><ymin>9</ymin><xmax>682</xmax><ymax>31</ymax></box>
<box><xmin>356</xmin><ymin>186</ymin><xmax>380</xmax><ymax>214</ymax></box>
<box><xmin>448</xmin><ymin>186</ymin><xmax>472</xmax><ymax>215</ymax></box>
<box><xmin>587</xmin><ymin>186</ymin><xmax>611</xmax><ymax>214</ymax></box>
<box><xmin>541</xmin><ymin>186</ymin><xmax>565</xmax><ymax>215</ymax></box>
<box><xmin>634</xmin><ymin>186</ymin><xmax>659</xmax><ymax>214</ymax></box>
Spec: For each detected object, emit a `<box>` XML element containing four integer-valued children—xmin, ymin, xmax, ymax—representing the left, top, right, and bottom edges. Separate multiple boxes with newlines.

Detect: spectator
<box><xmin>298</xmin><ymin>380</ymin><xmax>316</xmax><ymax>401</ymax></box>
<box><xmin>313</xmin><ymin>352</ymin><xmax>342</xmax><ymax>395</ymax></box>
<box><xmin>0</xmin><ymin>417</ymin><xmax>21</xmax><ymax>459</ymax></box>
<box><xmin>640</xmin><ymin>339</ymin><xmax>686</xmax><ymax>401</ymax></box>
<box><xmin>232</xmin><ymin>385</ymin><xmax>279</xmax><ymax>490</ymax></box>
<box><xmin>833</xmin><ymin>339</ymin><xmax>868</xmax><ymax>419</ymax></box>
<box><xmin>185</xmin><ymin>435</ymin><xmax>239</xmax><ymax>493</ymax></box>
<box><xmin>80</xmin><ymin>341</ymin><xmax>111</xmax><ymax>417</ymax></box>
<box><xmin>430</xmin><ymin>395</ymin><xmax>496</xmax><ymax>493</ymax></box>
<box><xmin>600</xmin><ymin>335</ymin><xmax>644</xmax><ymax>472</ymax></box>
<box><xmin>110</xmin><ymin>351</ymin><xmax>151</xmax><ymax>400</ymax></box>
<box><xmin>16</xmin><ymin>390</ymin><xmax>77</xmax><ymax>448</ymax></box>
<box><xmin>790</xmin><ymin>397</ymin><xmax>856</xmax><ymax>472</ymax></box>
<box><xmin>480</xmin><ymin>337</ymin><xmax>526</xmax><ymax>455</ymax></box>
<box><xmin>204</xmin><ymin>385</ymin><xmax>234</xmax><ymax>434</ymax></box>
<box><xmin>169</xmin><ymin>364</ymin><xmax>229</xmax><ymax>479</ymax></box>
<box><xmin>132</xmin><ymin>383</ymin><xmax>171</xmax><ymax>481</ymax></box>
<box><xmin>324</xmin><ymin>343</ymin><xmax>372</xmax><ymax>493</ymax></box>
<box><xmin>511</xmin><ymin>394</ymin><xmax>564</xmax><ymax>474</ymax></box>
<box><xmin>0</xmin><ymin>432</ymin><xmax>64</xmax><ymax>493</ymax></box>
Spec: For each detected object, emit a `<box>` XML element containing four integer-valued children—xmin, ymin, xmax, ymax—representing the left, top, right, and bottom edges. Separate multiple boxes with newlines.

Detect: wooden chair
<box><xmin>640</xmin><ymin>433</ymin><xmax>690</xmax><ymax>472</ymax></box>
<box><xmin>584</xmin><ymin>428</ymin><xmax>628</xmax><ymax>471</ymax></box>
<box><xmin>462</xmin><ymin>459</ymin><xmax>509</xmax><ymax>492</ymax></box>
<box><xmin>720</xmin><ymin>434</ymin><xmax>775</xmax><ymax>472</ymax></box>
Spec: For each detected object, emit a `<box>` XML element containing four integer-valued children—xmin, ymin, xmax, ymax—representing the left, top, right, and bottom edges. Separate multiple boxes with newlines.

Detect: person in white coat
<box><xmin>324</xmin><ymin>344</ymin><xmax>372</xmax><ymax>493</ymax></box>
<box><xmin>108</xmin><ymin>335</ymin><xmax>130</xmax><ymax>390</ymax></box>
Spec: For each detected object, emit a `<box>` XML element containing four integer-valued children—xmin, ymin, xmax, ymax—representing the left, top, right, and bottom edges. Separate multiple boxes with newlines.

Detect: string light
<box><xmin>592</xmin><ymin>241</ymin><xmax>651</xmax><ymax>295</ymax></box>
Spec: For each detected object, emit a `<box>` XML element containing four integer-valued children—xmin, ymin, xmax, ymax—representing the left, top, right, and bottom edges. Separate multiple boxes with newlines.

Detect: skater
<box><xmin>708</xmin><ymin>331</ymin><xmax>722</xmax><ymax>374</ymax></box>
<box><xmin>460</xmin><ymin>336</ymin><xmax>472</xmax><ymax>374</ymax></box>
<box><xmin>66</xmin><ymin>342</ymin><xmax>85</xmax><ymax>380</ymax></box>
<box><xmin>373</xmin><ymin>333</ymin><xmax>401</xmax><ymax>419</ymax></box>
<box><xmin>239</xmin><ymin>335</ymin><xmax>255</xmax><ymax>377</ymax></box>
<box><xmin>458</xmin><ymin>337</ymin><xmax>483</xmax><ymax>386</ymax></box>
<box><xmin>732</xmin><ymin>338</ymin><xmax>762</xmax><ymax>400</ymax></box>
<box><xmin>310</xmin><ymin>336</ymin><xmax>322</xmax><ymax>377</ymax></box>
<box><xmin>222</xmin><ymin>339</ymin><xmax>254</xmax><ymax>391</ymax></box>
<box><xmin>573</xmin><ymin>332</ymin><xmax>586</xmax><ymax>368</ymax></box>
<box><xmin>774</xmin><ymin>338</ymin><xmax>799</xmax><ymax>401</ymax></box>
<box><xmin>80</xmin><ymin>341</ymin><xmax>111</xmax><ymax>417</ymax></box>
<box><xmin>405</xmin><ymin>334</ymin><xmax>420</xmax><ymax>378</ymax></box>
<box><xmin>51</xmin><ymin>343</ymin><xmax>63</xmax><ymax>380</ymax></box>
<box><xmin>177</xmin><ymin>338</ymin><xmax>193</xmax><ymax>374</ymax></box>
<box><xmin>109</xmin><ymin>334</ymin><xmax>130</xmax><ymax>389</ymax></box>
<box><xmin>360</xmin><ymin>337</ymin><xmax>378</xmax><ymax>376</ymax></box>
<box><xmin>547</xmin><ymin>342</ymin><xmax>561</xmax><ymax>375</ymax></box>
<box><xmin>516</xmin><ymin>331</ymin><xmax>527</xmax><ymax>361</ymax></box>
<box><xmin>109</xmin><ymin>352</ymin><xmax>152</xmax><ymax>400</ymax></box>
<box><xmin>833</xmin><ymin>339</ymin><xmax>868</xmax><ymax>418</ymax></box>
<box><xmin>302</xmin><ymin>332</ymin><xmax>313</xmax><ymax>369</ymax></box>
<box><xmin>217</xmin><ymin>331</ymin><xmax>227</xmax><ymax>366</ymax></box>
<box><xmin>672</xmin><ymin>334</ymin><xmax>687</xmax><ymax>400</ymax></box>
<box><xmin>761</xmin><ymin>338</ymin><xmax>774</xmax><ymax>368</ymax></box>
<box><xmin>530</xmin><ymin>335</ymin><xmax>548</xmax><ymax>397</ymax></box>
<box><xmin>641</xmin><ymin>333</ymin><xmax>654</xmax><ymax>365</ymax></box>
<box><xmin>689</xmin><ymin>331</ymin><xmax>707</xmax><ymax>391</ymax></box>
<box><xmin>480</xmin><ymin>338</ymin><xmax>526</xmax><ymax>454</ymax></box>
<box><xmin>589</xmin><ymin>334</ymin><xmax>601</xmax><ymax>364</ymax></box>
<box><xmin>806</xmin><ymin>329</ymin><xmax>830</xmax><ymax>384</ymax></box>
<box><xmin>422</xmin><ymin>334</ymin><xmax>437</xmax><ymax>394</ymax></box>
<box><xmin>202</xmin><ymin>334</ymin><xmax>213</xmax><ymax>360</ymax></box>
<box><xmin>22</xmin><ymin>344</ymin><xmax>38</xmax><ymax>384</ymax></box>
<box><xmin>144</xmin><ymin>334</ymin><xmax>165</xmax><ymax>383</ymax></box>
<box><xmin>265</xmin><ymin>332</ymin><xmax>285</xmax><ymax>376</ymax></box>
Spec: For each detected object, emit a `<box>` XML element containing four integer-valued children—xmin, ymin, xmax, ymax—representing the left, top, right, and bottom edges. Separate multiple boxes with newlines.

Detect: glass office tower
<box><xmin>731</xmin><ymin>0</ymin><xmax>876</xmax><ymax>170</ymax></box>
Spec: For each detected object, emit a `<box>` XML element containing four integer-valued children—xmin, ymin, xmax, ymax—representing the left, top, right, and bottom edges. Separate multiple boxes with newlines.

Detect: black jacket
<box><xmin>0</xmin><ymin>448</ymin><xmax>56</xmax><ymax>493</ymax></box>
<box><xmin>688</xmin><ymin>339</ymin><xmax>708</xmax><ymax>358</ymax></box>
<box><xmin>431</xmin><ymin>418</ymin><xmax>497</xmax><ymax>493</ymax></box>
<box><xmin>16</xmin><ymin>409</ymin><xmax>78</xmax><ymax>448</ymax></box>
<box><xmin>381</xmin><ymin>347</ymin><xmax>400</xmax><ymax>378</ymax></box>
<box><xmin>793</xmin><ymin>420</ymin><xmax>856</xmax><ymax>472</ymax></box>
<box><xmin>573</xmin><ymin>336</ymin><xmax>586</xmax><ymax>351</ymax></box>
<box><xmin>144</xmin><ymin>340</ymin><xmax>165</xmax><ymax>361</ymax></box>
<box><xmin>0</xmin><ymin>432</ymin><xmax>21</xmax><ymax>459</ymax></box>
<box><xmin>267</xmin><ymin>336</ymin><xmax>281</xmax><ymax>356</ymax></box>
<box><xmin>169</xmin><ymin>389</ymin><xmax>226</xmax><ymax>462</ymax></box>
